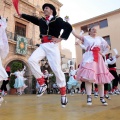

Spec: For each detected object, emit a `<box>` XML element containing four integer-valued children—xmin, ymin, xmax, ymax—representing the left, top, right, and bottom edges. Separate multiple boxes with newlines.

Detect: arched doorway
<box><xmin>5</xmin><ymin>59</ymin><xmax>33</xmax><ymax>94</ymax></box>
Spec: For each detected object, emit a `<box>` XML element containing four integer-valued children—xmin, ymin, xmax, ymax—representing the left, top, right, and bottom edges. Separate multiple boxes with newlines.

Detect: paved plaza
<box><xmin>0</xmin><ymin>94</ymin><xmax>120</xmax><ymax>120</ymax></box>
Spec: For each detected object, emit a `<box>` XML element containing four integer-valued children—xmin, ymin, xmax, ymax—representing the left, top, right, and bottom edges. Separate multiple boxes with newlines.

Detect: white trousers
<box><xmin>28</xmin><ymin>42</ymin><xmax>66</xmax><ymax>88</ymax></box>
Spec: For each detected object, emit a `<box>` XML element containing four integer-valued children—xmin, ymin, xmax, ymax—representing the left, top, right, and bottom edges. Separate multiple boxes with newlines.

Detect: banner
<box><xmin>16</xmin><ymin>35</ymin><xmax>28</xmax><ymax>55</ymax></box>
<box><xmin>12</xmin><ymin>0</ymin><xmax>20</xmax><ymax>15</ymax></box>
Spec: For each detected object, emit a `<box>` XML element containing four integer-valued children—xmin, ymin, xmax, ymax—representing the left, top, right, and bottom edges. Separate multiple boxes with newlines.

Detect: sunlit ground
<box><xmin>0</xmin><ymin>93</ymin><xmax>120</xmax><ymax>120</ymax></box>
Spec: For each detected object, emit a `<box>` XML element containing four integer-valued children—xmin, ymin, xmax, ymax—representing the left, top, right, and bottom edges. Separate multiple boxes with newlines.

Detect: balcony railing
<box><xmin>6</xmin><ymin>31</ymin><xmax>33</xmax><ymax>46</ymax></box>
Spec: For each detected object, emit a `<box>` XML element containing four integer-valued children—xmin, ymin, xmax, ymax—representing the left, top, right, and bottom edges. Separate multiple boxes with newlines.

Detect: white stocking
<box><xmin>85</xmin><ymin>82</ymin><xmax>92</xmax><ymax>95</ymax></box>
<box><xmin>98</xmin><ymin>84</ymin><xmax>104</xmax><ymax>97</ymax></box>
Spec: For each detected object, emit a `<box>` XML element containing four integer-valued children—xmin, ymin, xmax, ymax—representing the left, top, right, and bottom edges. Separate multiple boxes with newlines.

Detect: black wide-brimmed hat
<box><xmin>42</xmin><ymin>3</ymin><xmax>57</xmax><ymax>16</ymax></box>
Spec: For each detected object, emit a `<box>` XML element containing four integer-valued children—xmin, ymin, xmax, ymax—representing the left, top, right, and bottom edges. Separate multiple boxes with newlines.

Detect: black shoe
<box><xmin>37</xmin><ymin>84</ymin><xmax>47</xmax><ymax>97</ymax></box>
<box><xmin>87</xmin><ymin>95</ymin><xmax>92</xmax><ymax>105</ymax></box>
<box><xmin>81</xmin><ymin>90</ymin><xmax>85</xmax><ymax>95</ymax></box>
<box><xmin>100</xmin><ymin>97</ymin><xmax>108</xmax><ymax>106</ymax></box>
<box><xmin>17</xmin><ymin>92</ymin><xmax>22</xmax><ymax>95</ymax></box>
<box><xmin>104</xmin><ymin>94</ymin><xmax>111</xmax><ymax>100</ymax></box>
<box><xmin>114</xmin><ymin>90</ymin><xmax>120</xmax><ymax>95</ymax></box>
<box><xmin>61</xmin><ymin>96</ymin><xmax>68</xmax><ymax>108</ymax></box>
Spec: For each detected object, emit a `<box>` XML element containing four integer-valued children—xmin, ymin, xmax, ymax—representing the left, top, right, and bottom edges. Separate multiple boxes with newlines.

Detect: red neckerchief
<box><xmin>45</xmin><ymin>16</ymin><xmax>50</xmax><ymax>21</ymax></box>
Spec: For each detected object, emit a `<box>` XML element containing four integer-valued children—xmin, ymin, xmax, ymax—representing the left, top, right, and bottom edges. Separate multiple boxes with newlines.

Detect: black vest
<box><xmin>22</xmin><ymin>14</ymin><xmax>72</xmax><ymax>40</ymax></box>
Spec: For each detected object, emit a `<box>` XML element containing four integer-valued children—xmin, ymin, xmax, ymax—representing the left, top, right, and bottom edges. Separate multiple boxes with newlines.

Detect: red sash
<box><xmin>91</xmin><ymin>47</ymin><xmax>100</xmax><ymax>62</ymax></box>
<box><xmin>109</xmin><ymin>68</ymin><xmax>116</xmax><ymax>71</ymax></box>
<box><xmin>41</xmin><ymin>36</ymin><xmax>55</xmax><ymax>43</ymax></box>
<box><xmin>41</xmin><ymin>36</ymin><xmax>51</xmax><ymax>43</ymax></box>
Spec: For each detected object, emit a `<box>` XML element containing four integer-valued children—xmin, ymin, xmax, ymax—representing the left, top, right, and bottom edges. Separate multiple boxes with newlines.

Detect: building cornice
<box><xmin>20</xmin><ymin>0</ymin><xmax>36</xmax><ymax>8</ymax></box>
<box><xmin>20</xmin><ymin>0</ymin><xmax>43</xmax><ymax>12</ymax></box>
<box><xmin>50</xmin><ymin>0</ymin><xmax>63</xmax><ymax>7</ymax></box>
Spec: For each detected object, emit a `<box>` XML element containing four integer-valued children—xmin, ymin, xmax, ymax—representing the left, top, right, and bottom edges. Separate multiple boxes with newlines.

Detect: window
<box><xmin>15</xmin><ymin>22</ymin><xmax>26</xmax><ymax>37</ymax></box>
<box><xmin>70</xmin><ymin>60</ymin><xmax>73</xmax><ymax>65</ymax></box>
<box><xmin>81</xmin><ymin>25</ymin><xmax>88</xmax><ymax>33</ymax></box>
<box><xmin>88</xmin><ymin>22</ymin><xmax>99</xmax><ymax>29</ymax></box>
<box><xmin>99</xmin><ymin>19</ymin><xmax>108</xmax><ymax>28</ymax></box>
<box><xmin>103</xmin><ymin>35</ymin><xmax>111</xmax><ymax>48</ymax></box>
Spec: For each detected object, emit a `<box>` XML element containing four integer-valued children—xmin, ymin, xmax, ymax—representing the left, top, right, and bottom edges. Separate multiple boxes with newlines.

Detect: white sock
<box><xmin>98</xmin><ymin>84</ymin><xmax>104</xmax><ymax>97</ymax></box>
<box><xmin>85</xmin><ymin>82</ymin><xmax>92</xmax><ymax>95</ymax></box>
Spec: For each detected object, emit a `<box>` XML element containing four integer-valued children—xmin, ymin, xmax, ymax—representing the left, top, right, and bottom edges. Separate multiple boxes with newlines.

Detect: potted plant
<box><xmin>9</xmin><ymin>61</ymin><xmax>22</xmax><ymax>94</ymax></box>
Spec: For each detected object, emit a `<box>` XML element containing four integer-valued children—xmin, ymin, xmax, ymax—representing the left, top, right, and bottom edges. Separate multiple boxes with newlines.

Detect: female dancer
<box><xmin>67</xmin><ymin>66</ymin><xmax>79</xmax><ymax>95</ymax></box>
<box><xmin>10</xmin><ymin>69</ymin><xmax>24</xmax><ymax>95</ymax></box>
<box><xmin>72</xmin><ymin>26</ymin><xmax>114</xmax><ymax>106</ymax></box>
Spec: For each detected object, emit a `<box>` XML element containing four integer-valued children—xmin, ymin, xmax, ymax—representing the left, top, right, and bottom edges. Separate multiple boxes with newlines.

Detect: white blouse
<box><xmin>107</xmin><ymin>56</ymin><xmax>117</xmax><ymax>65</ymax></box>
<box><xmin>69</xmin><ymin>70</ymin><xmax>76</xmax><ymax>76</ymax></box>
<box><xmin>81</xmin><ymin>35</ymin><xmax>109</xmax><ymax>65</ymax></box>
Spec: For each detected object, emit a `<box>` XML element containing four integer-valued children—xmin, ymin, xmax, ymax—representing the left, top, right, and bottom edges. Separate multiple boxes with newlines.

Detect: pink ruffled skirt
<box><xmin>76</xmin><ymin>54</ymin><xmax>114</xmax><ymax>84</ymax></box>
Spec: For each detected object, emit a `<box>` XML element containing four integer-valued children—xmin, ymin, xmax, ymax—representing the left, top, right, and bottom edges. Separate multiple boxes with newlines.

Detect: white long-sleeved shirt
<box><xmin>106</xmin><ymin>56</ymin><xmax>116</xmax><ymax>65</ymax></box>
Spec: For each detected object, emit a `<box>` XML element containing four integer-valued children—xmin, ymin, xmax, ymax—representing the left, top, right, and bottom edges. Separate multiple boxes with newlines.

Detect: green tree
<box><xmin>49</xmin><ymin>73</ymin><xmax>56</xmax><ymax>83</ymax></box>
<box><xmin>9</xmin><ymin>61</ymin><xmax>23</xmax><ymax>88</ymax></box>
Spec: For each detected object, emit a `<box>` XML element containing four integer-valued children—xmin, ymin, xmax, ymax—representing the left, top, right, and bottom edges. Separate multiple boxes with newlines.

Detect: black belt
<box><xmin>40</xmin><ymin>35</ymin><xmax>53</xmax><ymax>40</ymax></box>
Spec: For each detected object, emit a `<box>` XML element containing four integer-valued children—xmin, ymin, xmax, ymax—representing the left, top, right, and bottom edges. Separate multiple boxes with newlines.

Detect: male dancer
<box><xmin>19</xmin><ymin>3</ymin><xmax>72</xmax><ymax>107</ymax></box>
<box><xmin>106</xmin><ymin>53</ymin><xmax>120</xmax><ymax>95</ymax></box>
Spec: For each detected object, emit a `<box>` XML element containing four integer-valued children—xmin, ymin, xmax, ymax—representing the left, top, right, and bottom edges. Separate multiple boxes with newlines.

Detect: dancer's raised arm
<box><xmin>72</xmin><ymin>30</ymin><xmax>84</xmax><ymax>41</ymax></box>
